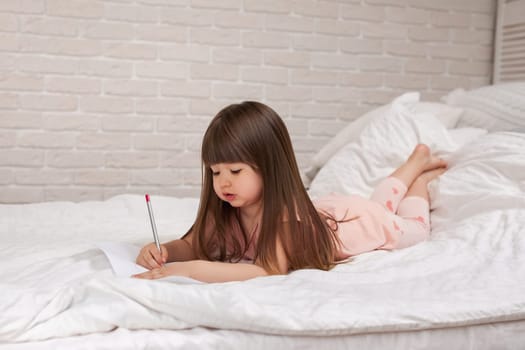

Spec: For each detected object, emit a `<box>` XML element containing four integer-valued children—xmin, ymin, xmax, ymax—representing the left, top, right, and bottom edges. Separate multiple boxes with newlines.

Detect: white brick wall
<box><xmin>0</xmin><ymin>0</ymin><xmax>496</xmax><ymax>203</ymax></box>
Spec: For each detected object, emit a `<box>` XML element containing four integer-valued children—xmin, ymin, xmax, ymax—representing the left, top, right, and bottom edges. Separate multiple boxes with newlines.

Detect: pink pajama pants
<box><xmin>370</xmin><ymin>177</ymin><xmax>430</xmax><ymax>249</ymax></box>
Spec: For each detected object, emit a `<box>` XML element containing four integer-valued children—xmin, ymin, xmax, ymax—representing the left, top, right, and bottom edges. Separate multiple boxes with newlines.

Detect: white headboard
<box><xmin>493</xmin><ymin>0</ymin><xmax>525</xmax><ymax>83</ymax></box>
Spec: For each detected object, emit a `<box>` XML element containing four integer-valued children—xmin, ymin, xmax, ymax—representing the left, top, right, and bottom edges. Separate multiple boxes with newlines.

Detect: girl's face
<box><xmin>210</xmin><ymin>162</ymin><xmax>263</xmax><ymax>210</ymax></box>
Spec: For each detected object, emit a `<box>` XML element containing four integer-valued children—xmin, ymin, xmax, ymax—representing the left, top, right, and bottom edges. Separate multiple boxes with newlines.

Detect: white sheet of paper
<box><xmin>96</xmin><ymin>241</ymin><xmax>202</xmax><ymax>284</ymax></box>
<box><xmin>97</xmin><ymin>241</ymin><xmax>147</xmax><ymax>277</ymax></box>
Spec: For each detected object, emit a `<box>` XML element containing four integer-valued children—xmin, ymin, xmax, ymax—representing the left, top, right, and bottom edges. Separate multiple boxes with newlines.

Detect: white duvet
<box><xmin>1</xmin><ymin>101</ymin><xmax>525</xmax><ymax>345</ymax></box>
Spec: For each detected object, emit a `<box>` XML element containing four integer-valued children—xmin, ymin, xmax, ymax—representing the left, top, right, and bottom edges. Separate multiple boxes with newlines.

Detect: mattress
<box><xmin>1</xmin><ymin>97</ymin><xmax>525</xmax><ymax>349</ymax></box>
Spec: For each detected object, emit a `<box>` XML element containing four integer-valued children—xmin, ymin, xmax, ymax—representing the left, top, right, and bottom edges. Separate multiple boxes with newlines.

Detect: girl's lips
<box><xmin>224</xmin><ymin>193</ymin><xmax>236</xmax><ymax>201</ymax></box>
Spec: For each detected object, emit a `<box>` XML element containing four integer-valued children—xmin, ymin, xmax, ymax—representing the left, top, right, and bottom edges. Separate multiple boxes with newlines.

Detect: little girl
<box><xmin>134</xmin><ymin>101</ymin><xmax>446</xmax><ymax>282</ymax></box>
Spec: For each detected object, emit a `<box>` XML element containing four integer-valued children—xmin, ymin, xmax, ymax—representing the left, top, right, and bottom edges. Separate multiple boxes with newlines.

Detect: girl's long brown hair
<box><xmin>187</xmin><ymin>101</ymin><xmax>340</xmax><ymax>274</ymax></box>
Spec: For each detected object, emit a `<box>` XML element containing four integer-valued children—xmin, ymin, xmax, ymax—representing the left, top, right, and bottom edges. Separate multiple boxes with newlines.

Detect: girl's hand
<box><xmin>136</xmin><ymin>243</ymin><xmax>168</xmax><ymax>270</ymax></box>
<box><xmin>133</xmin><ymin>262</ymin><xmax>188</xmax><ymax>280</ymax></box>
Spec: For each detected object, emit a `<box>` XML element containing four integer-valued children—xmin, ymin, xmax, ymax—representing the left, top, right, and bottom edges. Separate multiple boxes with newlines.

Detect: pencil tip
<box><xmin>145</xmin><ymin>194</ymin><xmax>150</xmax><ymax>201</ymax></box>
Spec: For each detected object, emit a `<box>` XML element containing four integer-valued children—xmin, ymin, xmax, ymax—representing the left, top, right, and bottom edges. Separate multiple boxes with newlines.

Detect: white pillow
<box><xmin>448</xmin><ymin>127</ymin><xmax>487</xmax><ymax>146</ymax></box>
<box><xmin>413</xmin><ymin>102</ymin><xmax>463</xmax><ymax>128</ymax></box>
<box><xmin>303</xmin><ymin>93</ymin><xmax>463</xmax><ymax>185</ymax></box>
<box><xmin>442</xmin><ymin>82</ymin><xmax>525</xmax><ymax>131</ymax></box>
<box><xmin>303</xmin><ymin>103</ymin><xmax>390</xmax><ymax>183</ymax></box>
<box><xmin>308</xmin><ymin>95</ymin><xmax>459</xmax><ymax>199</ymax></box>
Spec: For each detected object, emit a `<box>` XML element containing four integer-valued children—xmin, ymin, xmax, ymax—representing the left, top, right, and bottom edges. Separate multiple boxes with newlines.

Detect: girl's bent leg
<box><xmin>394</xmin><ymin>197</ymin><xmax>430</xmax><ymax>248</ymax></box>
<box><xmin>393</xmin><ymin>167</ymin><xmax>447</xmax><ymax>248</ymax></box>
<box><xmin>370</xmin><ymin>177</ymin><xmax>407</xmax><ymax>213</ymax></box>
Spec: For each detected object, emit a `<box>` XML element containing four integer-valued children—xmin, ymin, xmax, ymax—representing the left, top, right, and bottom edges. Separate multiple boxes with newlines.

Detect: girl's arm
<box><xmin>134</xmin><ymin>260</ymin><xmax>269</xmax><ymax>282</ymax></box>
<box><xmin>134</xmin><ymin>236</ymin><xmax>289</xmax><ymax>283</ymax></box>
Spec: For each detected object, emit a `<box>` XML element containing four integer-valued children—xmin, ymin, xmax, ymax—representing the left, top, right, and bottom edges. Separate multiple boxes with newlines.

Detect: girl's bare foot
<box><xmin>390</xmin><ymin>144</ymin><xmax>447</xmax><ymax>190</ymax></box>
<box><xmin>408</xmin><ymin>144</ymin><xmax>447</xmax><ymax>172</ymax></box>
<box><xmin>404</xmin><ymin>167</ymin><xmax>447</xmax><ymax>202</ymax></box>
<box><xmin>418</xmin><ymin>167</ymin><xmax>447</xmax><ymax>184</ymax></box>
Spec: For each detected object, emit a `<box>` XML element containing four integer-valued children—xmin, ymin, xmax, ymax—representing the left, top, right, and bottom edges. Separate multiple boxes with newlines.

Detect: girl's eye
<box><xmin>231</xmin><ymin>169</ymin><xmax>241</xmax><ymax>174</ymax></box>
<box><xmin>211</xmin><ymin>170</ymin><xmax>219</xmax><ymax>176</ymax></box>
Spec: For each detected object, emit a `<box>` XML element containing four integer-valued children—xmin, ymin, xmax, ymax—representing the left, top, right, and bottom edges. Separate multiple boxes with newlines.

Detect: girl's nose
<box><xmin>219</xmin><ymin>175</ymin><xmax>231</xmax><ymax>188</ymax></box>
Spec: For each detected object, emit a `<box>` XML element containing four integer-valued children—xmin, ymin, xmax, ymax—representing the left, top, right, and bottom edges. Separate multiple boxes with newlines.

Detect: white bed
<box><xmin>1</xmin><ymin>82</ymin><xmax>525</xmax><ymax>349</ymax></box>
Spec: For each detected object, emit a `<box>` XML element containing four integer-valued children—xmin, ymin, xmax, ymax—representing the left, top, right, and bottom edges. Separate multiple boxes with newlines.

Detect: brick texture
<box><xmin>0</xmin><ymin>0</ymin><xmax>496</xmax><ymax>203</ymax></box>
